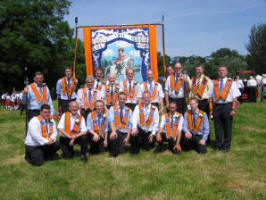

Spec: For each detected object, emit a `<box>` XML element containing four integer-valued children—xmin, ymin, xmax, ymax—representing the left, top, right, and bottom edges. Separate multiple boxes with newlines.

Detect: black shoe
<box><xmin>223</xmin><ymin>148</ymin><xmax>230</xmax><ymax>153</ymax></box>
<box><xmin>154</xmin><ymin>146</ymin><xmax>164</xmax><ymax>153</ymax></box>
<box><xmin>214</xmin><ymin>146</ymin><xmax>221</xmax><ymax>151</ymax></box>
<box><xmin>80</xmin><ymin>154</ymin><xmax>88</xmax><ymax>163</ymax></box>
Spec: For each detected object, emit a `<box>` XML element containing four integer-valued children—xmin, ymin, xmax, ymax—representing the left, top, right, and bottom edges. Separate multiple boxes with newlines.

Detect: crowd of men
<box><xmin>22</xmin><ymin>63</ymin><xmax>244</xmax><ymax>166</ymax></box>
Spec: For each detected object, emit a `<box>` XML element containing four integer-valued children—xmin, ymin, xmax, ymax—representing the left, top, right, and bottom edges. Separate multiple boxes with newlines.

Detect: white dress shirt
<box><xmin>236</xmin><ymin>79</ymin><xmax>244</xmax><ymax>89</ymax></box>
<box><xmin>76</xmin><ymin>87</ymin><xmax>104</xmax><ymax>109</ymax></box>
<box><xmin>25</xmin><ymin>117</ymin><xmax>57</xmax><ymax>146</ymax></box>
<box><xmin>57</xmin><ymin>113</ymin><xmax>87</xmax><ymax>137</ymax></box>
<box><xmin>208</xmin><ymin>77</ymin><xmax>241</xmax><ymax>103</ymax></box>
<box><xmin>119</xmin><ymin>79</ymin><xmax>140</xmax><ymax>104</ymax></box>
<box><xmin>165</xmin><ymin>74</ymin><xmax>191</xmax><ymax>99</ymax></box>
<box><xmin>132</xmin><ymin>104</ymin><xmax>159</xmax><ymax>135</ymax></box>
<box><xmin>247</xmin><ymin>79</ymin><xmax>258</xmax><ymax>87</ymax></box>
<box><xmin>56</xmin><ymin>77</ymin><xmax>77</xmax><ymax>100</ymax></box>
<box><xmin>160</xmin><ymin>113</ymin><xmax>183</xmax><ymax>135</ymax></box>
<box><xmin>138</xmin><ymin>81</ymin><xmax>164</xmax><ymax>103</ymax></box>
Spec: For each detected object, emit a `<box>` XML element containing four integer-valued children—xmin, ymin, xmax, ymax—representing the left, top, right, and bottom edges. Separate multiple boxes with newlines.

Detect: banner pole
<box><xmin>161</xmin><ymin>15</ymin><xmax>166</xmax><ymax>78</ymax></box>
<box><xmin>73</xmin><ymin>17</ymin><xmax>79</xmax><ymax>80</ymax></box>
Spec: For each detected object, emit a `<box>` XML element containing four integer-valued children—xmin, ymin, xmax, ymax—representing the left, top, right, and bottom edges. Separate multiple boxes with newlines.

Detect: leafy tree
<box><xmin>246</xmin><ymin>23</ymin><xmax>266</xmax><ymax>74</ymax></box>
<box><xmin>157</xmin><ymin>52</ymin><xmax>171</xmax><ymax>77</ymax></box>
<box><xmin>0</xmin><ymin>0</ymin><xmax>73</xmax><ymax>93</ymax></box>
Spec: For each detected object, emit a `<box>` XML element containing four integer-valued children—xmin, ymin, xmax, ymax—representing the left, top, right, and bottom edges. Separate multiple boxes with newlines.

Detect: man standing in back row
<box><xmin>165</xmin><ymin>62</ymin><xmax>190</xmax><ymax>115</ymax></box>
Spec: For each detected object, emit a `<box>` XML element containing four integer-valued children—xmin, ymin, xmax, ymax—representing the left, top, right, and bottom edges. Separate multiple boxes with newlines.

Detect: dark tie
<box><xmin>171</xmin><ymin>114</ymin><xmax>174</xmax><ymax>128</ymax></box>
<box><xmin>120</xmin><ymin>106</ymin><xmax>123</xmax><ymax>122</ymax></box>
<box><xmin>67</xmin><ymin>78</ymin><xmax>71</xmax><ymax>89</ymax></box>
<box><xmin>192</xmin><ymin>112</ymin><xmax>196</xmax><ymax>127</ymax></box>
<box><xmin>175</xmin><ymin>75</ymin><xmax>179</xmax><ymax>95</ymax></box>
<box><xmin>96</xmin><ymin>80</ymin><xmax>99</xmax><ymax>89</ymax></box>
<box><xmin>219</xmin><ymin>79</ymin><xmax>224</xmax><ymax>92</ymax></box>
<box><xmin>111</xmin><ymin>85</ymin><xmax>114</xmax><ymax>97</ymax></box>
<box><xmin>88</xmin><ymin>89</ymin><xmax>92</xmax><ymax>104</ymax></box>
<box><xmin>128</xmin><ymin>80</ymin><xmax>132</xmax><ymax>94</ymax></box>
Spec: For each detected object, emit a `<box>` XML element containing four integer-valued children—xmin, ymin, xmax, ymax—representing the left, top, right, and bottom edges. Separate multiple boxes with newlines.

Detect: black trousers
<box><xmin>58</xmin><ymin>99</ymin><xmax>76</xmax><ymax>114</ymax></box>
<box><xmin>169</xmin><ymin>97</ymin><xmax>186</xmax><ymax>115</ymax></box>
<box><xmin>59</xmin><ymin>135</ymin><xmax>88</xmax><ymax>158</ymax></box>
<box><xmin>109</xmin><ymin>130</ymin><xmax>128</xmax><ymax>157</ymax></box>
<box><xmin>125</xmin><ymin>103</ymin><xmax>137</xmax><ymax>111</ymax></box>
<box><xmin>81</xmin><ymin>108</ymin><xmax>92</xmax><ymax>121</ymax></box>
<box><xmin>199</xmin><ymin>99</ymin><xmax>209</xmax><ymax>118</ymax></box>
<box><xmin>28</xmin><ymin>109</ymin><xmax>40</xmax><ymax>121</ymax></box>
<box><xmin>248</xmin><ymin>87</ymin><xmax>257</xmax><ymax>102</ymax></box>
<box><xmin>130</xmin><ymin>128</ymin><xmax>155</xmax><ymax>154</ymax></box>
<box><xmin>88</xmin><ymin>134</ymin><xmax>106</xmax><ymax>154</ymax></box>
<box><xmin>157</xmin><ymin>132</ymin><xmax>178</xmax><ymax>154</ymax></box>
<box><xmin>213</xmin><ymin>103</ymin><xmax>233</xmax><ymax>149</ymax></box>
<box><xmin>181</xmin><ymin>133</ymin><xmax>207</xmax><ymax>153</ymax></box>
<box><xmin>25</xmin><ymin>142</ymin><xmax>60</xmax><ymax>166</ymax></box>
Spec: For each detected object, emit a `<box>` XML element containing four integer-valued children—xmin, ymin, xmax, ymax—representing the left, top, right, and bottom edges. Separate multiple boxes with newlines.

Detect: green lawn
<box><xmin>0</xmin><ymin>102</ymin><xmax>265</xmax><ymax>200</ymax></box>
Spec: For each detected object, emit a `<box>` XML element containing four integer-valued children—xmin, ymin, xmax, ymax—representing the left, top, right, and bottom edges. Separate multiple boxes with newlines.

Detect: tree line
<box><xmin>0</xmin><ymin>0</ymin><xmax>265</xmax><ymax>94</ymax></box>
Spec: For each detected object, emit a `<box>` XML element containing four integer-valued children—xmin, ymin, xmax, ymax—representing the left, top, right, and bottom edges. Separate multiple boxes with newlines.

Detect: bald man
<box><xmin>58</xmin><ymin>101</ymin><xmax>88</xmax><ymax>162</ymax></box>
<box><xmin>104</xmin><ymin>73</ymin><xmax>120</xmax><ymax>109</ymax></box>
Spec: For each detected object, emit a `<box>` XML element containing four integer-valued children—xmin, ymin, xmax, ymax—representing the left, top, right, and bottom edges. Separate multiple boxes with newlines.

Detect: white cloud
<box><xmin>103</xmin><ymin>49</ymin><xmax>114</xmax><ymax>56</ymax></box>
<box><xmin>114</xmin><ymin>41</ymin><xmax>131</xmax><ymax>48</ymax></box>
<box><xmin>129</xmin><ymin>50</ymin><xmax>140</xmax><ymax>57</ymax></box>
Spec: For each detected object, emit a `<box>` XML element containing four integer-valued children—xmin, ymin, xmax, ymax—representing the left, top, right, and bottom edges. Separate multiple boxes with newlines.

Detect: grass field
<box><xmin>0</xmin><ymin>102</ymin><xmax>265</xmax><ymax>200</ymax></box>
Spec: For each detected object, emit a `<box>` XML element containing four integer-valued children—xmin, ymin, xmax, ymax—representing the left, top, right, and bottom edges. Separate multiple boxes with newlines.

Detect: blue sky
<box><xmin>65</xmin><ymin>0</ymin><xmax>266</xmax><ymax>57</ymax></box>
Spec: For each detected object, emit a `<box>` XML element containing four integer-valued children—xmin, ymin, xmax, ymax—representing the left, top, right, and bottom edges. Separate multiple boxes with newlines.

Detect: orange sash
<box><xmin>170</xmin><ymin>74</ymin><xmax>184</xmax><ymax>92</ymax></box>
<box><xmin>61</xmin><ymin>77</ymin><xmax>75</xmax><ymax>98</ymax></box>
<box><xmin>65</xmin><ymin>112</ymin><xmax>82</xmax><ymax>136</ymax></box>
<box><xmin>214</xmin><ymin>79</ymin><xmax>232</xmax><ymax>101</ymax></box>
<box><xmin>91</xmin><ymin>111</ymin><xmax>105</xmax><ymax>137</ymax></box>
<box><xmin>143</xmin><ymin>82</ymin><xmax>157</xmax><ymax>100</ymax></box>
<box><xmin>123</xmin><ymin>80</ymin><xmax>136</xmax><ymax>100</ymax></box>
<box><xmin>37</xmin><ymin>115</ymin><xmax>53</xmax><ymax>138</ymax></box>
<box><xmin>165</xmin><ymin>112</ymin><xmax>181</xmax><ymax>138</ymax></box>
<box><xmin>187</xmin><ymin>110</ymin><xmax>204</xmax><ymax>133</ymax></box>
<box><xmin>30</xmin><ymin>83</ymin><xmax>47</xmax><ymax>103</ymax></box>
<box><xmin>106</xmin><ymin>84</ymin><xmax>119</xmax><ymax>105</ymax></box>
<box><xmin>83</xmin><ymin>88</ymin><xmax>97</xmax><ymax>110</ymax></box>
<box><xmin>113</xmin><ymin>104</ymin><xmax>130</xmax><ymax>130</ymax></box>
<box><xmin>139</xmin><ymin>103</ymin><xmax>155</xmax><ymax>127</ymax></box>
<box><xmin>192</xmin><ymin>76</ymin><xmax>207</xmax><ymax>98</ymax></box>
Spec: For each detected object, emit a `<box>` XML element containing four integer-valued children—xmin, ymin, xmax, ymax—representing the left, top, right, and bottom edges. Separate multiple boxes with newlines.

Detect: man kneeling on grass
<box><xmin>156</xmin><ymin>101</ymin><xmax>183</xmax><ymax>154</ymax></box>
<box><xmin>25</xmin><ymin>104</ymin><xmax>60</xmax><ymax>166</ymax></box>
<box><xmin>182</xmin><ymin>98</ymin><xmax>209</xmax><ymax>154</ymax></box>
<box><xmin>108</xmin><ymin>92</ymin><xmax>132</xmax><ymax>157</ymax></box>
<box><xmin>86</xmin><ymin>100</ymin><xmax>108</xmax><ymax>154</ymax></box>
<box><xmin>57</xmin><ymin>101</ymin><xmax>88</xmax><ymax>163</ymax></box>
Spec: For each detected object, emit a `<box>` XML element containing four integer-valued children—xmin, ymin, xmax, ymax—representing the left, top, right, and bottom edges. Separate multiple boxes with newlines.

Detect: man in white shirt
<box><xmin>119</xmin><ymin>68</ymin><xmax>140</xmax><ymax>111</ymax></box>
<box><xmin>25</xmin><ymin>104</ymin><xmax>59</xmax><ymax>166</ymax></box>
<box><xmin>131</xmin><ymin>91</ymin><xmax>159</xmax><ymax>154</ymax></box>
<box><xmin>247</xmin><ymin>76</ymin><xmax>258</xmax><ymax>102</ymax></box>
<box><xmin>156</xmin><ymin>102</ymin><xmax>183</xmax><ymax>154</ymax></box>
<box><xmin>57</xmin><ymin>101</ymin><xmax>88</xmax><ymax>162</ymax></box>
<box><xmin>76</xmin><ymin>76</ymin><xmax>104</xmax><ymax>119</ymax></box>
<box><xmin>138</xmin><ymin>69</ymin><xmax>164</xmax><ymax>114</ymax></box>
<box><xmin>104</xmin><ymin>73</ymin><xmax>120</xmax><ymax>109</ymax></box>
<box><xmin>56</xmin><ymin>66</ymin><xmax>78</xmax><ymax>115</ymax></box>
<box><xmin>108</xmin><ymin>92</ymin><xmax>132</xmax><ymax>157</ymax></box>
<box><xmin>165</xmin><ymin>62</ymin><xmax>190</xmax><ymax>115</ymax></box>
<box><xmin>208</xmin><ymin>66</ymin><xmax>241</xmax><ymax>152</ymax></box>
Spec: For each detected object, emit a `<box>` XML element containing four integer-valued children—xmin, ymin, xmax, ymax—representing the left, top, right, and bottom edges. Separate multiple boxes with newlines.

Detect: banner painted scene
<box><xmin>83</xmin><ymin>25</ymin><xmax>158</xmax><ymax>83</ymax></box>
